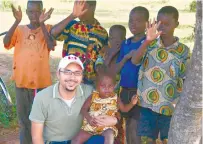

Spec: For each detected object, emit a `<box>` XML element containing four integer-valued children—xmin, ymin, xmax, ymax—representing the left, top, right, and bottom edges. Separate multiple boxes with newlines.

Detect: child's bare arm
<box><xmin>80</xmin><ymin>95</ymin><xmax>97</xmax><ymax>126</ymax></box>
<box><xmin>39</xmin><ymin>8</ymin><xmax>56</xmax><ymax>50</ymax></box>
<box><xmin>51</xmin><ymin>1</ymin><xmax>87</xmax><ymax>38</ymax></box>
<box><xmin>40</xmin><ymin>23</ymin><xmax>55</xmax><ymax>50</ymax></box>
<box><xmin>105</xmin><ymin>47</ymin><xmax>120</xmax><ymax>66</ymax></box>
<box><xmin>81</xmin><ymin>95</ymin><xmax>92</xmax><ymax>119</ymax></box>
<box><xmin>131</xmin><ymin>41</ymin><xmax>150</xmax><ymax>65</ymax></box>
<box><xmin>3</xmin><ymin>5</ymin><xmax>22</xmax><ymax>46</ymax></box>
<box><xmin>115</xmin><ymin>50</ymin><xmax>133</xmax><ymax>73</ymax></box>
<box><xmin>118</xmin><ymin>95</ymin><xmax>138</xmax><ymax>112</ymax></box>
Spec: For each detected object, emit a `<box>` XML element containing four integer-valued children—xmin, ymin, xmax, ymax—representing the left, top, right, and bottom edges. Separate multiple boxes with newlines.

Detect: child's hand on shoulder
<box><xmin>131</xmin><ymin>95</ymin><xmax>139</xmax><ymax>105</ymax></box>
<box><xmin>124</xmin><ymin>50</ymin><xmax>134</xmax><ymax>60</ymax></box>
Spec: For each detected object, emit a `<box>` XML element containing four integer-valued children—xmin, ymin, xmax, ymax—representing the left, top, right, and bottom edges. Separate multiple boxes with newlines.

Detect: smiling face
<box><xmin>57</xmin><ymin>63</ymin><xmax>83</xmax><ymax>92</ymax></box>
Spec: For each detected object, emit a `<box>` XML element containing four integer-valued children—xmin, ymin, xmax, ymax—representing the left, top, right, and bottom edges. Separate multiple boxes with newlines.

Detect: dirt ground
<box><xmin>0</xmin><ymin>126</ymin><xmax>19</xmax><ymax>144</ymax></box>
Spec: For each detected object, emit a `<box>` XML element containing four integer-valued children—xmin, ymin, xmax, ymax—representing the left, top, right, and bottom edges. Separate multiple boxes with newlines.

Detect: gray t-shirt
<box><xmin>29</xmin><ymin>82</ymin><xmax>93</xmax><ymax>142</ymax></box>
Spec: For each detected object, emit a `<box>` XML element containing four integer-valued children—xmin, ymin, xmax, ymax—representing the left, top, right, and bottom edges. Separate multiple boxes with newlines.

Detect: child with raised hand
<box><xmin>131</xmin><ymin>6</ymin><xmax>190</xmax><ymax>144</ymax></box>
<box><xmin>3</xmin><ymin>1</ymin><xmax>55</xmax><ymax>143</ymax></box>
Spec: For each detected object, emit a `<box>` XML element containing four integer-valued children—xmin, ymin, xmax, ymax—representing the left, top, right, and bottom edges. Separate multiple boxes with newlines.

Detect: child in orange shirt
<box><xmin>3</xmin><ymin>1</ymin><xmax>55</xmax><ymax>143</ymax></box>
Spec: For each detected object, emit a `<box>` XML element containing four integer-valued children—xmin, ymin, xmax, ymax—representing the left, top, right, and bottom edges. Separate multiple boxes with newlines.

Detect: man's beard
<box><xmin>65</xmin><ymin>87</ymin><xmax>76</xmax><ymax>92</ymax></box>
<box><xmin>64</xmin><ymin>79</ymin><xmax>78</xmax><ymax>92</ymax></box>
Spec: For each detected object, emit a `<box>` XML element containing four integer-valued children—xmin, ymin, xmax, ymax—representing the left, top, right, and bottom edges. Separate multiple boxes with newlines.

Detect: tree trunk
<box><xmin>168</xmin><ymin>1</ymin><xmax>202</xmax><ymax>144</ymax></box>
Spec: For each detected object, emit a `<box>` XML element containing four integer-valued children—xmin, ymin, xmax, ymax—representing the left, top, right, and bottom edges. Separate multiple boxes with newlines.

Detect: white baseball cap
<box><xmin>58</xmin><ymin>55</ymin><xmax>84</xmax><ymax>71</ymax></box>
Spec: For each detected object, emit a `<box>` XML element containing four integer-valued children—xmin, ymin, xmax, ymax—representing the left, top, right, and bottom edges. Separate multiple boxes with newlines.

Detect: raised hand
<box><xmin>11</xmin><ymin>4</ymin><xmax>22</xmax><ymax>23</ymax></box>
<box><xmin>146</xmin><ymin>18</ymin><xmax>162</xmax><ymax>42</ymax></box>
<box><xmin>72</xmin><ymin>0</ymin><xmax>88</xmax><ymax>18</ymax></box>
<box><xmin>39</xmin><ymin>8</ymin><xmax>54</xmax><ymax>23</ymax></box>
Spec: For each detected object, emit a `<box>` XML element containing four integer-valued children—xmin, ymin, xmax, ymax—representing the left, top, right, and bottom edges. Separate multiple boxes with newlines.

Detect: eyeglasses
<box><xmin>59</xmin><ymin>69</ymin><xmax>83</xmax><ymax>76</ymax></box>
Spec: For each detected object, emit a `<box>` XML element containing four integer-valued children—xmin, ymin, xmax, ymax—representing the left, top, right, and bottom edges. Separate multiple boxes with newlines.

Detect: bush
<box><xmin>189</xmin><ymin>1</ymin><xmax>197</xmax><ymax>12</ymax></box>
<box><xmin>180</xmin><ymin>33</ymin><xmax>195</xmax><ymax>43</ymax></box>
<box><xmin>1</xmin><ymin>0</ymin><xmax>12</xmax><ymax>11</ymax></box>
<box><xmin>0</xmin><ymin>81</ymin><xmax>17</xmax><ymax>128</ymax></box>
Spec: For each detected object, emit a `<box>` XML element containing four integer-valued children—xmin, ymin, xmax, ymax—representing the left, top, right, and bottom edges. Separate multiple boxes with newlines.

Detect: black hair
<box><xmin>109</xmin><ymin>25</ymin><xmax>126</xmax><ymax>38</ymax></box>
<box><xmin>86</xmin><ymin>0</ymin><xmax>97</xmax><ymax>7</ymax></box>
<box><xmin>27</xmin><ymin>0</ymin><xmax>43</xmax><ymax>9</ymax></box>
<box><xmin>158</xmin><ymin>6</ymin><xmax>179</xmax><ymax>21</ymax></box>
<box><xmin>96</xmin><ymin>64</ymin><xmax>117</xmax><ymax>85</ymax></box>
<box><xmin>131</xmin><ymin>6</ymin><xmax>149</xmax><ymax>21</ymax></box>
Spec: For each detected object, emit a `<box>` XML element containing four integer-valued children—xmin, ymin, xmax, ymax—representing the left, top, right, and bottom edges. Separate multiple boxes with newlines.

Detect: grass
<box><xmin>0</xmin><ymin>80</ymin><xmax>17</xmax><ymax>128</ymax></box>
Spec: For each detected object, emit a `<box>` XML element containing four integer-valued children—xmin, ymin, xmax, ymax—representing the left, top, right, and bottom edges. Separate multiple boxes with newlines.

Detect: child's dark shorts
<box><xmin>137</xmin><ymin>107</ymin><xmax>172</xmax><ymax>140</ymax></box>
